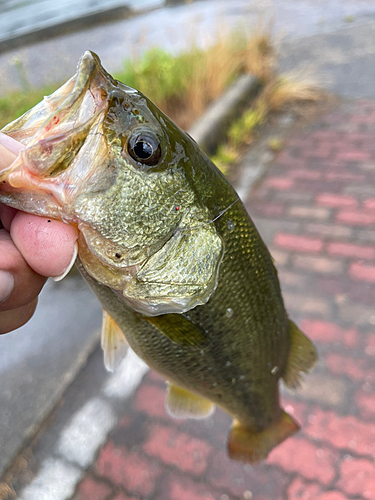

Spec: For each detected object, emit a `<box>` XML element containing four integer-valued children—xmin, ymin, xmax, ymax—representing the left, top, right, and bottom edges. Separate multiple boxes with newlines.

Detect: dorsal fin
<box><xmin>282</xmin><ymin>320</ymin><xmax>317</xmax><ymax>388</ymax></box>
<box><xmin>101</xmin><ymin>309</ymin><xmax>128</xmax><ymax>372</ymax></box>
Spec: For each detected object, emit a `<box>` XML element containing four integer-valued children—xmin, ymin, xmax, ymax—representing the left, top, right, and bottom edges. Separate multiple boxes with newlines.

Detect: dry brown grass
<box><xmin>259</xmin><ymin>74</ymin><xmax>325</xmax><ymax>113</ymax></box>
<box><xmin>118</xmin><ymin>26</ymin><xmax>278</xmax><ymax>131</ymax></box>
<box><xmin>211</xmin><ymin>71</ymin><xmax>325</xmax><ymax>174</ymax></box>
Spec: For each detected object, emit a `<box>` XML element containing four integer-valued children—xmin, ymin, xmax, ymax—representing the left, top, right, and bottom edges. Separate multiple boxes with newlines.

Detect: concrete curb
<box><xmin>188</xmin><ymin>74</ymin><xmax>262</xmax><ymax>154</ymax></box>
<box><xmin>0</xmin><ymin>3</ymin><xmax>165</xmax><ymax>54</ymax></box>
<box><xmin>0</xmin><ymin>6</ymin><xmax>130</xmax><ymax>54</ymax></box>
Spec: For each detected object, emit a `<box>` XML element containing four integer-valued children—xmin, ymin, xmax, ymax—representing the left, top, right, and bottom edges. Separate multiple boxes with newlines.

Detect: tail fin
<box><xmin>282</xmin><ymin>320</ymin><xmax>318</xmax><ymax>389</ymax></box>
<box><xmin>227</xmin><ymin>410</ymin><xmax>299</xmax><ymax>463</ymax></box>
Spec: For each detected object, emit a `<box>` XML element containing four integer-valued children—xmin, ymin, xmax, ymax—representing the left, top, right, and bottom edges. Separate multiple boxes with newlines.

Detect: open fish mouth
<box><xmin>0</xmin><ymin>51</ymin><xmax>131</xmax><ymax>219</ymax></box>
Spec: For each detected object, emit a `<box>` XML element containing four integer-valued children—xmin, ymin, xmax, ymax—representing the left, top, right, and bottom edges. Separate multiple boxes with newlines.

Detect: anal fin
<box><xmin>282</xmin><ymin>320</ymin><xmax>318</xmax><ymax>389</ymax></box>
<box><xmin>101</xmin><ymin>310</ymin><xmax>128</xmax><ymax>372</ymax></box>
<box><xmin>166</xmin><ymin>383</ymin><xmax>215</xmax><ymax>420</ymax></box>
<box><xmin>227</xmin><ymin>410</ymin><xmax>299</xmax><ymax>464</ymax></box>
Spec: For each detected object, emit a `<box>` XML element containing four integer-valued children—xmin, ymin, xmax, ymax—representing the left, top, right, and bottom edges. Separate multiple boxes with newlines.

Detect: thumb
<box><xmin>10</xmin><ymin>212</ymin><xmax>79</xmax><ymax>278</ymax></box>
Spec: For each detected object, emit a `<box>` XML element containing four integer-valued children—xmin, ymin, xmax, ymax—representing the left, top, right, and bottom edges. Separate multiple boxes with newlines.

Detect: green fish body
<box><xmin>0</xmin><ymin>51</ymin><xmax>317</xmax><ymax>462</ymax></box>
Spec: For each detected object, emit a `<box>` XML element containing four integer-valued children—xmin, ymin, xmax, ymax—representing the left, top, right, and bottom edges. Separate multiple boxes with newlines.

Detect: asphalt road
<box><xmin>0</xmin><ymin>277</ymin><xmax>102</xmax><ymax>477</ymax></box>
<box><xmin>1</xmin><ymin>0</ymin><xmax>375</xmax><ymax>93</ymax></box>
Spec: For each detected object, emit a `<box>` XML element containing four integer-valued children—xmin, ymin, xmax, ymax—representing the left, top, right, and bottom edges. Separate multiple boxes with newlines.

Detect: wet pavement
<box><xmin>0</xmin><ymin>0</ymin><xmax>164</xmax><ymax>49</ymax></box>
<box><xmin>1</xmin><ymin>0</ymin><xmax>375</xmax><ymax>93</ymax></box>
<box><xmin>0</xmin><ymin>277</ymin><xmax>102</xmax><ymax>479</ymax></box>
<box><xmin>4</xmin><ymin>95</ymin><xmax>375</xmax><ymax>500</ymax></box>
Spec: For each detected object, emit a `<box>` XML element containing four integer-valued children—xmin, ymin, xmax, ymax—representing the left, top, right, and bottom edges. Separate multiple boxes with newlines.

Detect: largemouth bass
<box><xmin>0</xmin><ymin>51</ymin><xmax>317</xmax><ymax>463</ymax></box>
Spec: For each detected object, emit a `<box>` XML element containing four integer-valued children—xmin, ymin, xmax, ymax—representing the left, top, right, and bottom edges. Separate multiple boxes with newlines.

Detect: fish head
<box><xmin>0</xmin><ymin>51</ymin><xmax>230</xmax><ymax>315</ymax></box>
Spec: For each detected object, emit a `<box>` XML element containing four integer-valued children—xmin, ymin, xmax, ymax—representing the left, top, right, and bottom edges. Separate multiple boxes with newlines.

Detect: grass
<box><xmin>0</xmin><ymin>28</ymin><xmax>324</xmax><ymax>176</ymax></box>
<box><xmin>0</xmin><ymin>29</ymin><xmax>275</xmax><ymax>131</ymax></box>
<box><xmin>211</xmin><ymin>73</ymin><xmax>324</xmax><ymax>174</ymax></box>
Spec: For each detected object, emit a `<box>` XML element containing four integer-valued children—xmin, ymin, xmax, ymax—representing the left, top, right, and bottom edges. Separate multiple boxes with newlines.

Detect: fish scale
<box><xmin>0</xmin><ymin>51</ymin><xmax>317</xmax><ymax>463</ymax></box>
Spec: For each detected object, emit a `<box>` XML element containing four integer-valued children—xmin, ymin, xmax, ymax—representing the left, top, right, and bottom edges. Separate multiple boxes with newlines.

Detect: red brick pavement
<box><xmin>70</xmin><ymin>101</ymin><xmax>375</xmax><ymax>499</ymax></box>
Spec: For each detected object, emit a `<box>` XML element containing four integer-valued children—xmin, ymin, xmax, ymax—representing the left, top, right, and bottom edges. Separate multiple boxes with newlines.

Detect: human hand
<box><xmin>0</xmin><ymin>135</ymin><xmax>78</xmax><ymax>334</ymax></box>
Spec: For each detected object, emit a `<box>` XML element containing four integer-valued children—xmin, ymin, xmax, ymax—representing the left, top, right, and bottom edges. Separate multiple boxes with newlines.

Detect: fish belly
<box><xmin>77</xmin><ymin>202</ymin><xmax>290</xmax><ymax>430</ymax></box>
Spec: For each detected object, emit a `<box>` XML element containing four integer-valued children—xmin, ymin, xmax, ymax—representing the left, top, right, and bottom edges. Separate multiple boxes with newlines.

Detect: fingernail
<box><xmin>52</xmin><ymin>242</ymin><xmax>78</xmax><ymax>282</ymax></box>
<box><xmin>0</xmin><ymin>271</ymin><xmax>14</xmax><ymax>304</ymax></box>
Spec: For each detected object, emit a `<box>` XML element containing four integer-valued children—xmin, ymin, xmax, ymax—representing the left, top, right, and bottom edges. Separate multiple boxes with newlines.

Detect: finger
<box><xmin>0</xmin><ymin>132</ymin><xmax>24</xmax><ymax>154</ymax></box>
<box><xmin>0</xmin><ymin>142</ymin><xmax>17</xmax><ymax>171</ymax></box>
<box><xmin>10</xmin><ymin>212</ymin><xmax>79</xmax><ymax>278</ymax></box>
<box><xmin>0</xmin><ymin>204</ymin><xmax>18</xmax><ymax>231</ymax></box>
<box><xmin>0</xmin><ymin>229</ymin><xmax>46</xmax><ymax>311</ymax></box>
<box><xmin>0</xmin><ymin>298</ymin><xmax>38</xmax><ymax>334</ymax></box>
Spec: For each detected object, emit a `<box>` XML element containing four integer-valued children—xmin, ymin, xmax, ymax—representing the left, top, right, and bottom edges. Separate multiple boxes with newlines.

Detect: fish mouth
<box><xmin>0</xmin><ymin>51</ymin><xmax>118</xmax><ymax>220</ymax></box>
<box><xmin>0</xmin><ymin>51</ymin><xmax>152</xmax><ymax>280</ymax></box>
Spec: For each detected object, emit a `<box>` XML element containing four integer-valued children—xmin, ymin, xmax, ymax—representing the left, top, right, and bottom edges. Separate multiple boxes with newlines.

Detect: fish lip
<box><xmin>0</xmin><ymin>51</ymin><xmax>137</xmax><ymax>220</ymax></box>
<box><xmin>0</xmin><ymin>51</ymin><xmax>111</xmax><ymax>209</ymax></box>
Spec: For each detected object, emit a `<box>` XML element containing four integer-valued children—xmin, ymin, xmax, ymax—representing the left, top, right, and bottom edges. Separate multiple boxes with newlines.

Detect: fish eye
<box><xmin>127</xmin><ymin>132</ymin><xmax>161</xmax><ymax>167</ymax></box>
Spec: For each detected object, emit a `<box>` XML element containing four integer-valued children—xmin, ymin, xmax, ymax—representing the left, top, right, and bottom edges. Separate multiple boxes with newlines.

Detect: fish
<box><xmin>0</xmin><ymin>51</ymin><xmax>317</xmax><ymax>463</ymax></box>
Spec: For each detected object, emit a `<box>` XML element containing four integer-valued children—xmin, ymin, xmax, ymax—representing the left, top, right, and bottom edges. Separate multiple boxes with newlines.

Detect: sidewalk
<box><xmin>0</xmin><ymin>0</ymin><xmax>163</xmax><ymax>52</ymax></box>
<box><xmin>4</xmin><ymin>98</ymin><xmax>374</xmax><ymax>500</ymax></box>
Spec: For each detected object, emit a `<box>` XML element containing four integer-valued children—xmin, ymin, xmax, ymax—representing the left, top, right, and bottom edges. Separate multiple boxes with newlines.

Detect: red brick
<box><xmin>161</xmin><ymin>476</ymin><xmax>217</xmax><ymax>500</ymax></box>
<box><xmin>287</xmin><ymin>477</ymin><xmax>321</xmax><ymax>500</ymax></box>
<box><xmin>287</xmin><ymin>478</ymin><xmax>350</xmax><ymax>500</ymax></box>
<box><xmin>143</xmin><ymin>424</ymin><xmax>211</xmax><ymax>475</ymax></box>
<box><xmin>326</xmin><ymin>353</ymin><xmax>364</xmax><ymax>381</ymax></box>
<box><xmin>293</xmin><ymin>255</ymin><xmax>343</xmax><ymax>274</ymax></box>
<box><xmin>289</xmin><ymin>169</ymin><xmax>322</xmax><ymax>180</ymax></box>
<box><xmin>283</xmin><ymin>292</ymin><xmax>330</xmax><ymax>315</ymax></box>
<box><xmin>337</xmin><ymin>210</ymin><xmax>375</xmax><ymax>225</ymax></box>
<box><xmin>207</xmin><ymin>450</ymin><xmax>289</xmax><ymax>497</ymax></box>
<box><xmin>274</xmin><ymin>233</ymin><xmax>323</xmax><ymax>253</ymax></box>
<box><xmin>363</xmin><ymin>198</ymin><xmax>375</xmax><ymax>210</ymax></box>
<box><xmin>134</xmin><ymin>383</ymin><xmax>167</xmax><ymax>418</ymax></box>
<box><xmin>319</xmin><ymin>493</ymin><xmax>352</xmax><ymax>500</ymax></box>
<box><xmin>355</xmin><ymin>390</ymin><xmax>375</xmax><ymax>418</ymax></box>
<box><xmin>118</xmin><ymin>415</ymin><xmax>131</xmax><ymax>428</ymax></box>
<box><xmin>316</xmin><ymin>193</ymin><xmax>358</xmax><ymax>208</ymax></box>
<box><xmin>305</xmin><ymin>223</ymin><xmax>352</xmax><ymax>239</ymax></box>
<box><xmin>288</xmin><ymin>206</ymin><xmax>330</xmax><ymax>220</ymax></box>
<box><xmin>254</xmin><ymin>203</ymin><xmax>285</xmax><ymax>217</ymax></box>
<box><xmin>350</xmin><ymin>262</ymin><xmax>375</xmax><ymax>282</ymax></box>
<box><xmin>326</xmin><ymin>172</ymin><xmax>364</xmax><ymax>182</ymax></box>
<box><xmin>288</xmin><ymin>479</ymin><xmax>351</xmax><ymax>500</ymax></box>
<box><xmin>265</xmin><ymin>177</ymin><xmax>294</xmax><ymax>190</ymax></box>
<box><xmin>111</xmin><ymin>494</ymin><xmax>139</xmax><ymax>500</ymax></box>
<box><xmin>96</xmin><ymin>442</ymin><xmax>161</xmax><ymax>496</ymax></box>
<box><xmin>269</xmin><ymin>248</ymin><xmax>289</xmax><ymax>266</ymax></box>
<box><xmin>309</xmin><ymin>131</ymin><xmax>342</xmax><ymax>141</ymax></box>
<box><xmin>336</xmin><ymin>151</ymin><xmax>371</xmax><ymax>161</ymax></box>
<box><xmin>277</xmin><ymin>270</ymin><xmax>308</xmax><ymax>288</ymax></box>
<box><xmin>301</xmin><ymin>320</ymin><xmax>358</xmax><ymax>347</ymax></box>
<box><xmin>268</xmin><ymin>437</ymin><xmax>338</xmax><ymax>484</ymax></box>
<box><xmin>338</xmin><ymin>457</ymin><xmax>375</xmax><ymax>500</ymax></box>
<box><xmin>327</xmin><ymin>242</ymin><xmax>375</xmax><ymax>260</ymax></box>
<box><xmin>366</xmin><ymin>333</ymin><xmax>375</xmax><ymax>356</ymax></box>
<box><xmin>305</xmin><ymin>409</ymin><xmax>375</xmax><ymax>459</ymax></box>
<box><xmin>282</xmin><ymin>399</ymin><xmax>307</xmax><ymax>424</ymax></box>
<box><xmin>72</xmin><ymin>477</ymin><xmax>112</xmax><ymax>500</ymax></box>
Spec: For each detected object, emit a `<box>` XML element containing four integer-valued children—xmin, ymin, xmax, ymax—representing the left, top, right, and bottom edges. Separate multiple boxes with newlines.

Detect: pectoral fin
<box><xmin>166</xmin><ymin>383</ymin><xmax>215</xmax><ymax>419</ymax></box>
<box><xmin>101</xmin><ymin>310</ymin><xmax>128</xmax><ymax>372</ymax></box>
<box><xmin>282</xmin><ymin>320</ymin><xmax>318</xmax><ymax>388</ymax></box>
<box><xmin>146</xmin><ymin>314</ymin><xmax>207</xmax><ymax>349</ymax></box>
<box><xmin>227</xmin><ymin>411</ymin><xmax>299</xmax><ymax>463</ymax></box>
